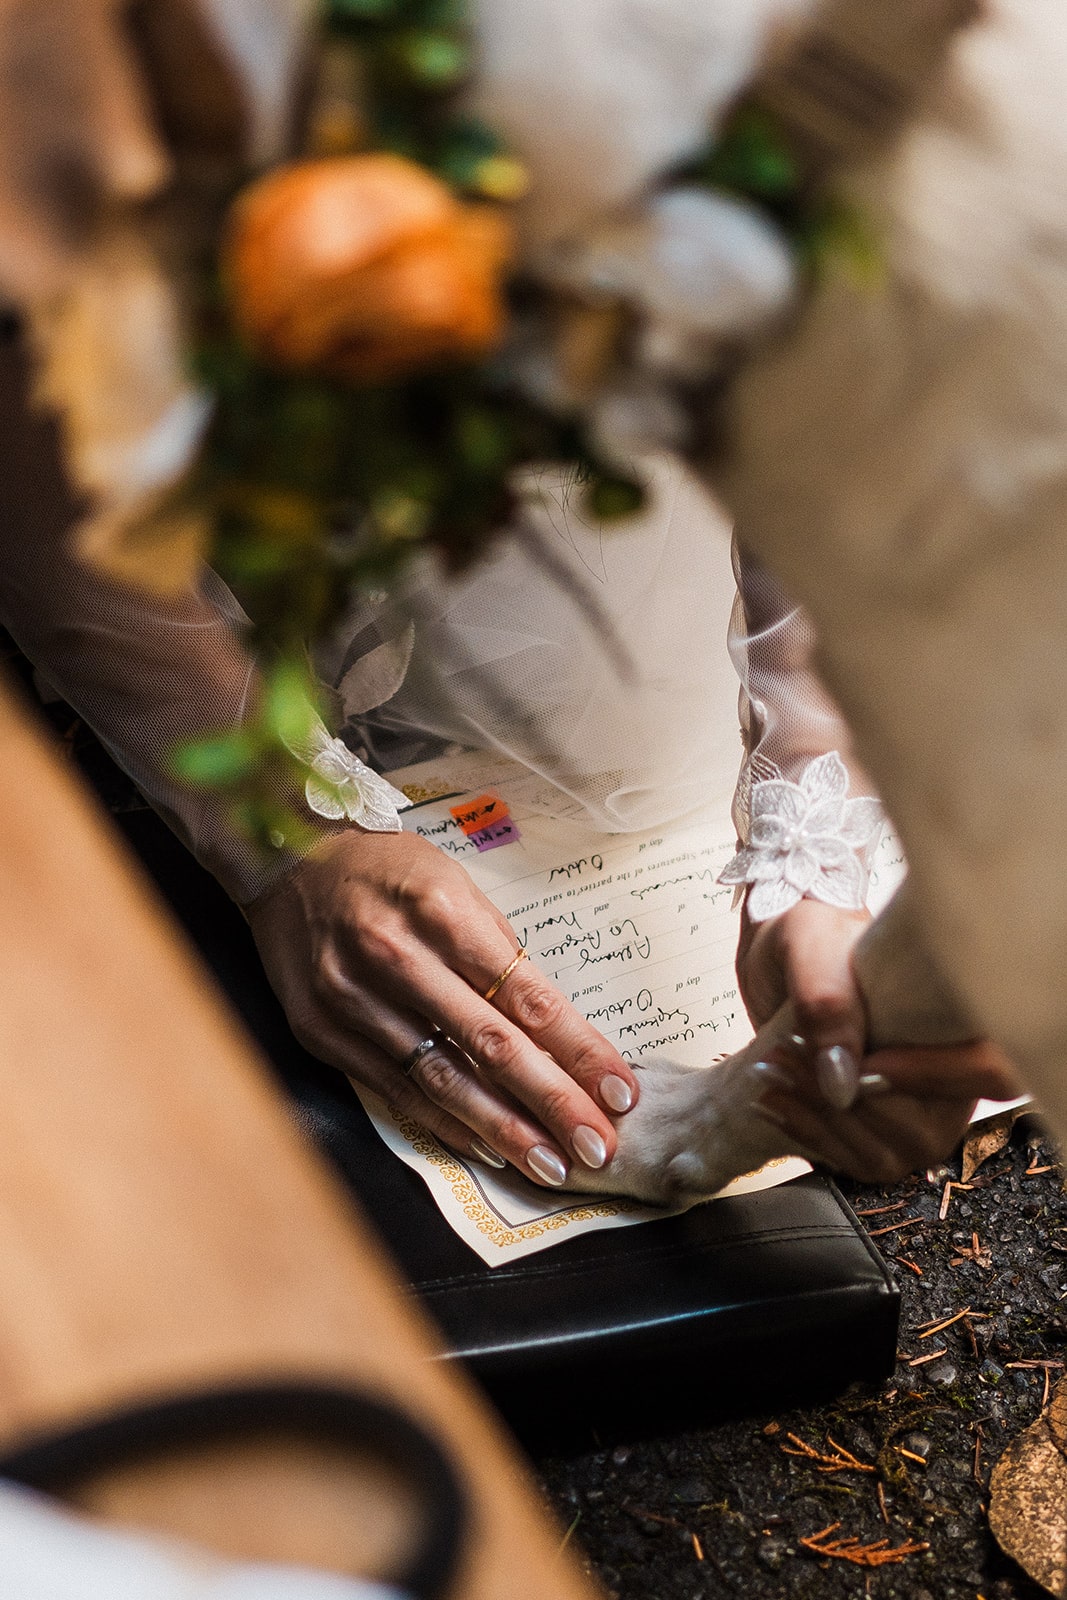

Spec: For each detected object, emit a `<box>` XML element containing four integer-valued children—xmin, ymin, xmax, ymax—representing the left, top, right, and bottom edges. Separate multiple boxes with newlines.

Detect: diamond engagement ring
<box><xmin>400</xmin><ymin>1033</ymin><xmax>444</xmax><ymax>1076</ymax></box>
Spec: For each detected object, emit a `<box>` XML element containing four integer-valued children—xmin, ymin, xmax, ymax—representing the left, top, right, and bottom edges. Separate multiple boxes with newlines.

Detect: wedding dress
<box><xmin>0</xmin><ymin>331</ymin><xmax>878</xmax><ymax>916</ymax></box>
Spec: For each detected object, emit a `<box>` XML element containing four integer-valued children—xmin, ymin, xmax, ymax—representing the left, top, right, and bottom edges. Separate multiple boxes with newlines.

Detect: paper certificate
<box><xmin>353</xmin><ymin>749</ymin><xmax>841</xmax><ymax>1265</ymax></box>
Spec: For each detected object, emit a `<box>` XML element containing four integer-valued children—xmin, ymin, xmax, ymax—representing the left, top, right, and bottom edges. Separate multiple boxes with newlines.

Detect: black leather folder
<box><xmin>112</xmin><ymin>806</ymin><xmax>900</xmax><ymax>1439</ymax></box>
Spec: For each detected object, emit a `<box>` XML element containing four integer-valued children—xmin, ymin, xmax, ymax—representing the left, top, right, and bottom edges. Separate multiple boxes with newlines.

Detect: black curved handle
<box><xmin>0</xmin><ymin>1380</ymin><xmax>467</xmax><ymax>1600</ymax></box>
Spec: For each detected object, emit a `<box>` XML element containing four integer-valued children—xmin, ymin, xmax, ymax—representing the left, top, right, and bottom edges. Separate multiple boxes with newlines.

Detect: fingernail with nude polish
<box><xmin>469</xmin><ymin>1139</ymin><xmax>506</xmax><ymax>1169</ymax></box>
<box><xmin>527</xmin><ymin>1145</ymin><xmax>568</xmax><ymax>1186</ymax></box>
<box><xmin>816</xmin><ymin>1045</ymin><xmax>859</xmax><ymax>1110</ymax></box>
<box><xmin>600</xmin><ymin>1074</ymin><xmax>634</xmax><ymax>1114</ymax></box>
<box><xmin>573</xmin><ymin>1125</ymin><xmax>607</xmax><ymax>1169</ymax></box>
<box><xmin>750</xmin><ymin>1059</ymin><xmax>791</xmax><ymax>1094</ymax></box>
<box><xmin>858</xmin><ymin>1072</ymin><xmax>892</xmax><ymax>1096</ymax></box>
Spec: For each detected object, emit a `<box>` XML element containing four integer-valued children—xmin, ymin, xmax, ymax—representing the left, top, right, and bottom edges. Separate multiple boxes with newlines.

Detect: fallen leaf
<box><xmin>1047</xmin><ymin>1376</ymin><xmax>1067</xmax><ymax>1456</ymax></box>
<box><xmin>989</xmin><ymin>1404</ymin><xmax>1067</xmax><ymax>1595</ymax></box>
<box><xmin>961</xmin><ymin>1108</ymin><xmax>1024</xmax><ymax>1183</ymax></box>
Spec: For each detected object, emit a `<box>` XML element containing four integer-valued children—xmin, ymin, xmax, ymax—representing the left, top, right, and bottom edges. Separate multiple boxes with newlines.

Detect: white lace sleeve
<box><xmin>0</xmin><ymin>336</ymin><xmax>414</xmax><ymax>904</ymax></box>
<box><xmin>719</xmin><ymin>539</ymin><xmax>885</xmax><ymax>921</ymax></box>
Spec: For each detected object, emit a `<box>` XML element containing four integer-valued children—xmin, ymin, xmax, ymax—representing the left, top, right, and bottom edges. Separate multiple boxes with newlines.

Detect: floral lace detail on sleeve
<box><xmin>292</xmin><ymin>719</ymin><xmax>412</xmax><ymax>832</ymax></box>
<box><xmin>719</xmin><ymin>752</ymin><xmax>883</xmax><ymax>922</ymax></box>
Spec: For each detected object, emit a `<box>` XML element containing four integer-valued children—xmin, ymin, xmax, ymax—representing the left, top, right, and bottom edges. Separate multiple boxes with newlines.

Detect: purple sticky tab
<box><xmin>472</xmin><ymin>819</ymin><xmax>520</xmax><ymax>852</ymax></box>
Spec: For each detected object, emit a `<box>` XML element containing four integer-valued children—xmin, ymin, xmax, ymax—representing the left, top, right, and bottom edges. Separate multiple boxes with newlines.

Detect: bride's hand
<box><xmin>246</xmin><ymin>829</ymin><xmax>639</xmax><ymax>1187</ymax></box>
<box><xmin>737</xmin><ymin>897</ymin><xmax>1023</xmax><ymax>1182</ymax></box>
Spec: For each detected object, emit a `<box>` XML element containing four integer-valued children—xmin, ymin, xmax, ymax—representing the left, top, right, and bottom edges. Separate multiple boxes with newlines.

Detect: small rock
<box><xmin>757</xmin><ymin>1538</ymin><xmax>786</xmax><ymax>1571</ymax></box>
<box><xmin>610</xmin><ymin>1445</ymin><xmax>631</xmax><ymax>1467</ymax></box>
<box><xmin>903</xmin><ymin>1432</ymin><xmax>932</xmax><ymax>1459</ymax></box>
<box><xmin>925</xmin><ymin>1357</ymin><xmax>958</xmax><ymax>1386</ymax></box>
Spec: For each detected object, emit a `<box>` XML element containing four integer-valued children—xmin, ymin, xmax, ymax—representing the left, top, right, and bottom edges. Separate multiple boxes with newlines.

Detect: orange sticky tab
<box><xmin>450</xmin><ymin>793</ymin><xmax>510</xmax><ymax>835</ymax></box>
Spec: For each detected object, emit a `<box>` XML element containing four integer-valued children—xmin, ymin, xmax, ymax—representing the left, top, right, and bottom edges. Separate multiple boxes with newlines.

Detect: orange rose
<box><xmin>224</xmin><ymin>153</ymin><xmax>514</xmax><ymax>383</ymax></box>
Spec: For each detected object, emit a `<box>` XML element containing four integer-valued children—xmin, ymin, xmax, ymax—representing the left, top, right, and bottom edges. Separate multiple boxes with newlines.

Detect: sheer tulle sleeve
<box><xmin>0</xmin><ymin>547</ymin><xmax>344</xmax><ymax>907</ymax></box>
<box><xmin>0</xmin><ymin>334</ymin><xmax>365</xmax><ymax>904</ymax></box>
<box><xmin>720</xmin><ymin>539</ymin><xmax>885</xmax><ymax>922</ymax></box>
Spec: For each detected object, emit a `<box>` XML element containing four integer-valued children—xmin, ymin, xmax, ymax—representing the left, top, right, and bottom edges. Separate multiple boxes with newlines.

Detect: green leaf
<box><xmin>262</xmin><ymin>657</ymin><xmax>320</xmax><ymax>750</ymax></box>
<box><xmin>391</xmin><ymin>28</ymin><xmax>471</xmax><ymax>88</ymax></box>
<box><xmin>170</xmin><ymin>730</ymin><xmax>260</xmax><ymax>788</ymax></box>
<box><xmin>325</xmin><ymin>0</ymin><xmax>402</xmax><ymax>22</ymax></box>
<box><xmin>584</xmin><ymin>475</ymin><xmax>647</xmax><ymax>522</ymax></box>
<box><xmin>455</xmin><ymin>407</ymin><xmax>514</xmax><ymax>475</ymax></box>
<box><xmin>695</xmin><ymin>107</ymin><xmax>799</xmax><ymax>202</ymax></box>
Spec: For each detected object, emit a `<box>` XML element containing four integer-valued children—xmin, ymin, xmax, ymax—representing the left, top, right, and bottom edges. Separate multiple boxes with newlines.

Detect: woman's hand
<box><xmin>737</xmin><ymin>896</ymin><xmax>1024</xmax><ymax>1183</ymax></box>
<box><xmin>246</xmin><ymin>829</ymin><xmax>639</xmax><ymax>1187</ymax></box>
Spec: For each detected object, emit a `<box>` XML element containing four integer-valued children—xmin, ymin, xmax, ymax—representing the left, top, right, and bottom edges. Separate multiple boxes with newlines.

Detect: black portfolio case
<box><xmin>113</xmin><ymin>807</ymin><xmax>900</xmax><ymax>1438</ymax></box>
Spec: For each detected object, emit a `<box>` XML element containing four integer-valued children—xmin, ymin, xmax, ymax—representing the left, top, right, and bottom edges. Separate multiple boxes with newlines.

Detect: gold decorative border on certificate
<box><xmin>387</xmin><ymin>1107</ymin><xmax>640</xmax><ymax>1249</ymax></box>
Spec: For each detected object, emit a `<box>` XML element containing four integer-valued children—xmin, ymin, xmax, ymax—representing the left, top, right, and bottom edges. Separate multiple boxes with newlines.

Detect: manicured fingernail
<box><xmin>527</xmin><ymin>1145</ymin><xmax>568</xmax><ymax>1186</ymax></box>
<box><xmin>573</xmin><ymin>1125</ymin><xmax>607</xmax><ymax>1169</ymax></box>
<box><xmin>785</xmin><ymin>1033</ymin><xmax>809</xmax><ymax>1054</ymax></box>
<box><xmin>751</xmin><ymin>1059</ymin><xmax>791</xmax><ymax>1093</ymax></box>
<box><xmin>600</xmin><ymin>1074</ymin><xmax>634</xmax><ymax>1113</ymax></box>
<box><xmin>469</xmin><ymin>1138</ymin><xmax>506</xmax><ymax>1169</ymax></box>
<box><xmin>816</xmin><ymin>1045</ymin><xmax>859</xmax><ymax>1111</ymax></box>
<box><xmin>858</xmin><ymin>1072</ymin><xmax>892</xmax><ymax>1096</ymax></box>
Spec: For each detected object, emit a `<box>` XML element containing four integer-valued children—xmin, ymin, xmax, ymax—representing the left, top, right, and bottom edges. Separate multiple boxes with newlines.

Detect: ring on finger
<box><xmin>400</xmin><ymin>1030</ymin><xmax>446</xmax><ymax>1076</ymax></box>
<box><xmin>483</xmin><ymin>947</ymin><xmax>528</xmax><ymax>1004</ymax></box>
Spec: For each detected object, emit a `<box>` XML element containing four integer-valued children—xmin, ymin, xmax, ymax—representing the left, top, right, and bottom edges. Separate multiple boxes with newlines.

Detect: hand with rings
<box><xmin>737</xmin><ymin>896</ymin><xmax>1022</xmax><ymax>1181</ymax></box>
<box><xmin>246</xmin><ymin>830</ymin><xmax>639</xmax><ymax>1187</ymax></box>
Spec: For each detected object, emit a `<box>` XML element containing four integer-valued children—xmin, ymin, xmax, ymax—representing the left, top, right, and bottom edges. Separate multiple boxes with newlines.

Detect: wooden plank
<box><xmin>0</xmin><ymin>679</ymin><xmax>598</xmax><ymax>1597</ymax></box>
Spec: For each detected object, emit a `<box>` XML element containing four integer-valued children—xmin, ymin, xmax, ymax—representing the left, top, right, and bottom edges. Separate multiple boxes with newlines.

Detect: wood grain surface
<box><xmin>0</xmin><ymin>678</ymin><xmax>599</xmax><ymax>1598</ymax></box>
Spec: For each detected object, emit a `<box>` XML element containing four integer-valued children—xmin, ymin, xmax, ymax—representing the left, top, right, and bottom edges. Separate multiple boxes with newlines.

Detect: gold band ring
<box><xmin>482</xmin><ymin>947</ymin><xmax>528</xmax><ymax>1004</ymax></box>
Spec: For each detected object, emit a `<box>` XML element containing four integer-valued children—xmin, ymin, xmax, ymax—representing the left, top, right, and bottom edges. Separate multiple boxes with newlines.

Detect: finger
<box><xmin>480</xmin><ymin>954</ymin><xmax>639</xmax><ymax>1117</ymax></box>
<box><xmin>295</xmin><ymin>1005</ymin><xmax>578</xmax><ymax>1189</ymax></box>
<box><xmin>860</xmin><ymin>1041</ymin><xmax>1023</xmax><ymax>1102</ymax></box>
<box><xmin>294</xmin><ymin>1013</ymin><xmax>491</xmax><ymax>1160</ymax></box>
<box><xmin>736</xmin><ymin>911</ymin><xmax>789</xmax><ymax>1026</ymax></box>
<box><xmin>758</xmin><ymin>1090</ymin><xmax>916</xmax><ymax>1183</ymax></box>
<box><xmin>851</xmin><ymin>1093</ymin><xmax>978</xmax><ymax>1173</ymax></box>
<box><xmin>388</xmin><ymin>947</ymin><xmax>622</xmax><ymax>1173</ymax></box>
<box><xmin>398</xmin><ymin>1035</ymin><xmax>579</xmax><ymax>1186</ymax></box>
<box><xmin>309</xmin><ymin>962</ymin><xmax>582</xmax><ymax>1186</ymax></box>
<box><xmin>786</xmin><ymin>904</ymin><xmax>869</xmax><ymax>1051</ymax></box>
<box><xmin>408</xmin><ymin>897</ymin><xmax>641</xmax><ymax>1118</ymax></box>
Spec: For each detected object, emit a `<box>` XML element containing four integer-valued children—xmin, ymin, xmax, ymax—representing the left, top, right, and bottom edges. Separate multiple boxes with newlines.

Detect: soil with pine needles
<box><xmin>534</xmin><ymin>1122</ymin><xmax>1065</xmax><ymax>1600</ymax></box>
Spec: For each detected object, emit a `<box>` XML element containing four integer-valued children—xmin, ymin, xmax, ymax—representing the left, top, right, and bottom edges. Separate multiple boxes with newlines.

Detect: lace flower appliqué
<box><xmin>719</xmin><ymin>752</ymin><xmax>883</xmax><ymax>922</ymax></box>
<box><xmin>303</xmin><ymin>728</ymin><xmax>411</xmax><ymax>832</ymax></box>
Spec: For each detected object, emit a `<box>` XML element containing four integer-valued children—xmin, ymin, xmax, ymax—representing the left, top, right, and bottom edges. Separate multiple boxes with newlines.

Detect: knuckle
<box><xmin>355</xmin><ymin>920</ymin><xmax>407</xmax><ymax>971</ymax></box>
<box><xmin>414</xmin><ymin>1049</ymin><xmax>464</xmax><ymax>1102</ymax></box>
<box><xmin>565</xmin><ymin>1035</ymin><xmax>616</xmax><ymax>1082</ymax></box>
<box><xmin>310</xmin><ymin>949</ymin><xmax>346</xmax><ymax>1004</ymax></box>
<box><xmin>413</xmin><ymin>880</ymin><xmax>457</xmax><ymax>927</ymax></box>
<box><xmin>509</xmin><ymin>981</ymin><xmax>566</xmax><ymax>1035</ymax></box>
<box><xmin>467</xmin><ymin>1019</ymin><xmax>516</xmax><ymax>1073</ymax></box>
<box><xmin>531</xmin><ymin>1080</ymin><xmax>577</xmax><ymax>1129</ymax></box>
<box><xmin>797</xmin><ymin>990</ymin><xmax>851</xmax><ymax>1031</ymax></box>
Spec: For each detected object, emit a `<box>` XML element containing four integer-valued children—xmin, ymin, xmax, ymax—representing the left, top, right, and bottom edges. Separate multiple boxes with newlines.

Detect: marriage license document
<box><xmin>352</xmin><ymin>747</ymin><xmax>909</xmax><ymax>1265</ymax></box>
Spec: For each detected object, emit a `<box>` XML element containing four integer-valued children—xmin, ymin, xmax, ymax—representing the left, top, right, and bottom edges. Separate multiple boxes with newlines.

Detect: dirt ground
<box><xmin>535</xmin><ymin>1120</ymin><xmax>1064</xmax><ymax>1600</ymax></box>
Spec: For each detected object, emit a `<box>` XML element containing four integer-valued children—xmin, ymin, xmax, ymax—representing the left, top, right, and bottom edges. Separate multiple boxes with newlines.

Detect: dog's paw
<box><xmin>562</xmin><ymin>1039</ymin><xmax>795</xmax><ymax>1205</ymax></box>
